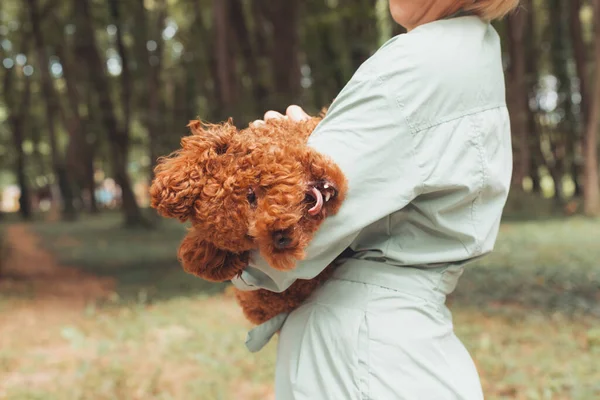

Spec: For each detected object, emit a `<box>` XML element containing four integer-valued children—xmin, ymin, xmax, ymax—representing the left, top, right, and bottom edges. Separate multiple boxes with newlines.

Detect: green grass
<box><xmin>0</xmin><ymin>294</ymin><xmax>277</xmax><ymax>400</ymax></box>
<box><xmin>1</xmin><ymin>212</ymin><xmax>599</xmax><ymax>399</ymax></box>
<box><xmin>451</xmin><ymin>218</ymin><xmax>600</xmax><ymax>316</ymax></box>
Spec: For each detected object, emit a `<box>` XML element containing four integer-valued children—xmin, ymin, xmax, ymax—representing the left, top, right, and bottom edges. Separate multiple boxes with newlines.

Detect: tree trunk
<box><xmin>187</xmin><ymin>0</ymin><xmax>215</xmax><ymax>118</ymax></box>
<box><xmin>107</xmin><ymin>0</ymin><xmax>133</xmax><ymax>132</ymax></box>
<box><xmin>84</xmin><ymin>90</ymin><xmax>99</xmax><ymax>214</ymax></box>
<box><xmin>72</xmin><ymin>19</ymin><xmax>100</xmax><ymax>214</ymax></box>
<box><xmin>570</xmin><ymin>0</ymin><xmax>588</xmax><ymax>198</ymax></box>
<box><xmin>3</xmin><ymin>66</ymin><xmax>33</xmax><ymax>220</ymax></box>
<box><xmin>549</xmin><ymin>0</ymin><xmax>574</xmax><ymax>206</ymax></box>
<box><xmin>583</xmin><ymin>0</ymin><xmax>600</xmax><ymax>216</ymax></box>
<box><xmin>54</xmin><ymin>39</ymin><xmax>99</xmax><ymax>214</ymax></box>
<box><xmin>345</xmin><ymin>0</ymin><xmax>379</xmax><ymax>72</ymax></box>
<box><xmin>27</xmin><ymin>0</ymin><xmax>77</xmax><ymax>220</ymax></box>
<box><xmin>524</xmin><ymin>0</ymin><xmax>541</xmax><ymax>195</ymax></box>
<box><xmin>146</xmin><ymin>0</ymin><xmax>167</xmax><ymax>175</ymax></box>
<box><xmin>506</xmin><ymin>7</ymin><xmax>530</xmax><ymax>190</ymax></box>
<box><xmin>529</xmin><ymin>156</ymin><xmax>541</xmax><ymax>194</ymax></box>
<box><xmin>570</xmin><ymin>0</ymin><xmax>590</xmax><ymax>124</ymax></box>
<box><xmin>75</xmin><ymin>0</ymin><xmax>147</xmax><ymax>227</ymax></box>
<box><xmin>266</xmin><ymin>1</ymin><xmax>301</xmax><ymax>105</ymax></box>
<box><xmin>213</xmin><ymin>0</ymin><xmax>235</xmax><ymax>118</ymax></box>
<box><xmin>15</xmin><ymin>138</ymin><xmax>32</xmax><ymax>219</ymax></box>
<box><xmin>301</xmin><ymin>0</ymin><xmax>348</xmax><ymax>109</ymax></box>
<box><xmin>108</xmin><ymin>0</ymin><xmax>162</xmax><ymax>176</ymax></box>
<box><xmin>229</xmin><ymin>0</ymin><xmax>269</xmax><ymax>119</ymax></box>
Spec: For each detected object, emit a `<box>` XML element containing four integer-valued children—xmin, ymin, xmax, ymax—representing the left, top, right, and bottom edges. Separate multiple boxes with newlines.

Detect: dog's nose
<box><xmin>273</xmin><ymin>231</ymin><xmax>293</xmax><ymax>249</ymax></box>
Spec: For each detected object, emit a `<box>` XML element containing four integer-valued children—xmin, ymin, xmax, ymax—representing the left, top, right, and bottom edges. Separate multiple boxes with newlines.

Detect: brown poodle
<box><xmin>150</xmin><ymin>116</ymin><xmax>348</xmax><ymax>324</ymax></box>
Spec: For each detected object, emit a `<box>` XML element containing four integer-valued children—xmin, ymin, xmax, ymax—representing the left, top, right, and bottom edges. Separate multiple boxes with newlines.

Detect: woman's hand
<box><xmin>252</xmin><ymin>105</ymin><xmax>310</xmax><ymax>127</ymax></box>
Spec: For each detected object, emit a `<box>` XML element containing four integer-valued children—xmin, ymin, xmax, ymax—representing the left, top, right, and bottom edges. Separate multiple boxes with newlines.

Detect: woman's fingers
<box><xmin>264</xmin><ymin>110</ymin><xmax>286</xmax><ymax>121</ymax></box>
<box><xmin>251</xmin><ymin>106</ymin><xmax>309</xmax><ymax>127</ymax></box>
<box><xmin>251</xmin><ymin>110</ymin><xmax>283</xmax><ymax>127</ymax></box>
<box><xmin>286</xmin><ymin>105</ymin><xmax>310</xmax><ymax>121</ymax></box>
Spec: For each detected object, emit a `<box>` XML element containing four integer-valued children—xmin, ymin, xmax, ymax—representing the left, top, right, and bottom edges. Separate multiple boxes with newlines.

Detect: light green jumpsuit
<box><xmin>232</xmin><ymin>15</ymin><xmax>512</xmax><ymax>400</ymax></box>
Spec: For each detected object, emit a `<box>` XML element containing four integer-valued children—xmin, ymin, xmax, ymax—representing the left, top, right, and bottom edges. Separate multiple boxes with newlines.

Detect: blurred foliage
<box><xmin>0</xmin><ymin>0</ymin><xmax>598</xmax><ymax>225</ymax></box>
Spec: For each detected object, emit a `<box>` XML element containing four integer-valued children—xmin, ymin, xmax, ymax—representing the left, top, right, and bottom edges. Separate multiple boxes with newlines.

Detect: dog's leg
<box><xmin>233</xmin><ymin>264</ymin><xmax>336</xmax><ymax>325</ymax></box>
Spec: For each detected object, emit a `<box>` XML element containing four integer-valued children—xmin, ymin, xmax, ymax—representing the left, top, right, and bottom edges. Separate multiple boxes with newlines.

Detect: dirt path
<box><xmin>0</xmin><ymin>223</ymin><xmax>114</xmax><ymax>303</ymax></box>
<box><xmin>0</xmin><ymin>224</ymin><xmax>115</xmax><ymax>351</ymax></box>
<box><xmin>0</xmin><ymin>224</ymin><xmax>116</xmax><ymax>396</ymax></box>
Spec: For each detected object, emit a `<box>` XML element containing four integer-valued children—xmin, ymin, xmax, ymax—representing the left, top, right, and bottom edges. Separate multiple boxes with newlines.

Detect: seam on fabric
<box><xmin>365</xmin><ymin>286</ymin><xmax>373</xmax><ymax>400</ymax></box>
<box><xmin>382</xmin><ymin>214</ymin><xmax>393</xmax><ymax>257</ymax></box>
<box><xmin>394</xmin><ymin>98</ymin><xmax>425</xmax><ymax>196</ymax></box>
<box><xmin>411</xmin><ymin>104</ymin><xmax>505</xmax><ymax>134</ymax></box>
<box><xmin>358</xmin><ymin>311</ymin><xmax>371</xmax><ymax>400</ymax></box>
<box><xmin>467</xmin><ymin>110</ymin><xmax>488</xmax><ymax>256</ymax></box>
<box><xmin>330</xmin><ymin>277</ymin><xmax>439</xmax><ymax>304</ymax></box>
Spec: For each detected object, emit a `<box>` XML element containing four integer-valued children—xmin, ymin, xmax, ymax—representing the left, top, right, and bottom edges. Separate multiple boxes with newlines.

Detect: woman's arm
<box><xmin>231</xmin><ymin>71</ymin><xmax>423</xmax><ymax>293</ymax></box>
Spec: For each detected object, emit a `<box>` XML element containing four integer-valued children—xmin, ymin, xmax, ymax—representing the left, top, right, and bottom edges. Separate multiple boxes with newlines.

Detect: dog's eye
<box><xmin>215</xmin><ymin>143</ymin><xmax>228</xmax><ymax>155</ymax></box>
<box><xmin>247</xmin><ymin>188</ymin><xmax>257</xmax><ymax>206</ymax></box>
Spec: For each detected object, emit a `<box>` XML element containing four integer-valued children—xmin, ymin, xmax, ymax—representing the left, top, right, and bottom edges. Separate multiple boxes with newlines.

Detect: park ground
<box><xmin>0</xmin><ymin>212</ymin><xmax>599</xmax><ymax>399</ymax></box>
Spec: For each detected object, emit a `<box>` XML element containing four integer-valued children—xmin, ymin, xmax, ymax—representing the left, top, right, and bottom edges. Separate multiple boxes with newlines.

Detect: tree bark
<box><xmin>549</xmin><ymin>0</ymin><xmax>574</xmax><ymax>205</ymax></box>
<box><xmin>107</xmin><ymin>0</ymin><xmax>133</xmax><ymax>131</ymax></box>
<box><xmin>525</xmin><ymin>0</ymin><xmax>541</xmax><ymax>195</ymax></box>
<box><xmin>213</xmin><ymin>0</ymin><xmax>235</xmax><ymax>117</ymax></box>
<box><xmin>570</xmin><ymin>0</ymin><xmax>590</xmax><ymax>124</ymax></box>
<box><xmin>84</xmin><ymin>90</ymin><xmax>99</xmax><ymax>213</ymax></box>
<box><xmin>570</xmin><ymin>0</ymin><xmax>588</xmax><ymax>198</ymax></box>
<box><xmin>266</xmin><ymin>1</ymin><xmax>301</xmax><ymax>105</ymax></box>
<box><xmin>345</xmin><ymin>0</ymin><xmax>379</xmax><ymax>72</ymax></box>
<box><xmin>27</xmin><ymin>0</ymin><xmax>77</xmax><ymax>220</ymax></box>
<box><xmin>187</xmin><ymin>0</ymin><xmax>214</xmax><ymax>117</ymax></box>
<box><xmin>71</xmin><ymin>14</ymin><xmax>100</xmax><ymax>214</ymax></box>
<box><xmin>301</xmin><ymin>0</ymin><xmax>348</xmax><ymax>108</ymax></box>
<box><xmin>74</xmin><ymin>0</ymin><xmax>147</xmax><ymax>226</ymax></box>
<box><xmin>229</xmin><ymin>0</ymin><xmax>268</xmax><ymax>117</ymax></box>
<box><xmin>506</xmin><ymin>7</ymin><xmax>530</xmax><ymax>190</ymax></box>
<box><xmin>583</xmin><ymin>0</ymin><xmax>600</xmax><ymax>216</ymax></box>
<box><xmin>146</xmin><ymin>0</ymin><xmax>167</xmax><ymax>175</ymax></box>
<box><xmin>54</xmin><ymin>39</ymin><xmax>99</xmax><ymax>214</ymax></box>
<box><xmin>2</xmin><ymin>59</ymin><xmax>33</xmax><ymax>220</ymax></box>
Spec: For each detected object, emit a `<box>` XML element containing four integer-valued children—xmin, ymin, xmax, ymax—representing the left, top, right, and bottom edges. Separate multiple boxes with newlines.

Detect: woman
<box><xmin>233</xmin><ymin>0</ymin><xmax>519</xmax><ymax>398</ymax></box>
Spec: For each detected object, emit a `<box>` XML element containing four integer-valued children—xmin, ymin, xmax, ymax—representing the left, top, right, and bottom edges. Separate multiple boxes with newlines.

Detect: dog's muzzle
<box><xmin>273</xmin><ymin>230</ymin><xmax>293</xmax><ymax>250</ymax></box>
<box><xmin>306</xmin><ymin>181</ymin><xmax>337</xmax><ymax>216</ymax></box>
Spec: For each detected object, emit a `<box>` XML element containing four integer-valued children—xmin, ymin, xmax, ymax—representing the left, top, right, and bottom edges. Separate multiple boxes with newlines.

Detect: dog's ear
<box><xmin>178</xmin><ymin>228</ymin><xmax>249</xmax><ymax>282</ymax></box>
<box><xmin>184</xmin><ymin>119</ymin><xmax>236</xmax><ymax>157</ymax></box>
<box><xmin>149</xmin><ymin>120</ymin><xmax>237</xmax><ymax>221</ymax></box>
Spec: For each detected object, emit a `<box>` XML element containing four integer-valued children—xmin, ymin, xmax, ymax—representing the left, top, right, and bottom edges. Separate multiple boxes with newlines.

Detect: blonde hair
<box><xmin>462</xmin><ymin>0</ymin><xmax>520</xmax><ymax>21</ymax></box>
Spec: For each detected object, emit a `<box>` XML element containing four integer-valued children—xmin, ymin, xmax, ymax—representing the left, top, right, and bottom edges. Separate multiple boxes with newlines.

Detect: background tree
<box><xmin>583</xmin><ymin>0</ymin><xmax>600</xmax><ymax>215</ymax></box>
<box><xmin>0</xmin><ymin>0</ymin><xmax>597</xmax><ymax>223</ymax></box>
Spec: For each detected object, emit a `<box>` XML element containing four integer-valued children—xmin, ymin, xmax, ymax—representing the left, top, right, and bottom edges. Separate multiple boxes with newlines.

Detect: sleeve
<box><xmin>231</xmin><ymin>53</ymin><xmax>424</xmax><ymax>293</ymax></box>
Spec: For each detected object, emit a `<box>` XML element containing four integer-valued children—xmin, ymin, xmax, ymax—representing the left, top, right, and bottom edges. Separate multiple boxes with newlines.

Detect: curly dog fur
<box><xmin>150</xmin><ymin>116</ymin><xmax>348</xmax><ymax>324</ymax></box>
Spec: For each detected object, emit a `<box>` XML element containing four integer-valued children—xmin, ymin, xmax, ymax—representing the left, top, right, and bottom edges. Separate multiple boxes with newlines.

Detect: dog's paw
<box><xmin>263</xmin><ymin>243</ymin><xmax>304</xmax><ymax>271</ymax></box>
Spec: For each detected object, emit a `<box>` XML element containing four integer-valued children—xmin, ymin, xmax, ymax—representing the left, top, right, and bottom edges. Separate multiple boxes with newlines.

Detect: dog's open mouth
<box><xmin>306</xmin><ymin>181</ymin><xmax>337</xmax><ymax>216</ymax></box>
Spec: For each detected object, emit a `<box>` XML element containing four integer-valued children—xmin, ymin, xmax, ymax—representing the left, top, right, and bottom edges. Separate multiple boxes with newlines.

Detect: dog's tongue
<box><xmin>308</xmin><ymin>187</ymin><xmax>324</xmax><ymax>216</ymax></box>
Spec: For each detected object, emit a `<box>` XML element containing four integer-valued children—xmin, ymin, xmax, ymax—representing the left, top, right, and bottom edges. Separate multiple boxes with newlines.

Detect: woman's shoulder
<box><xmin>348</xmin><ymin>16</ymin><xmax>507</xmax><ymax>132</ymax></box>
<box><xmin>369</xmin><ymin>16</ymin><xmax>501</xmax><ymax>75</ymax></box>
